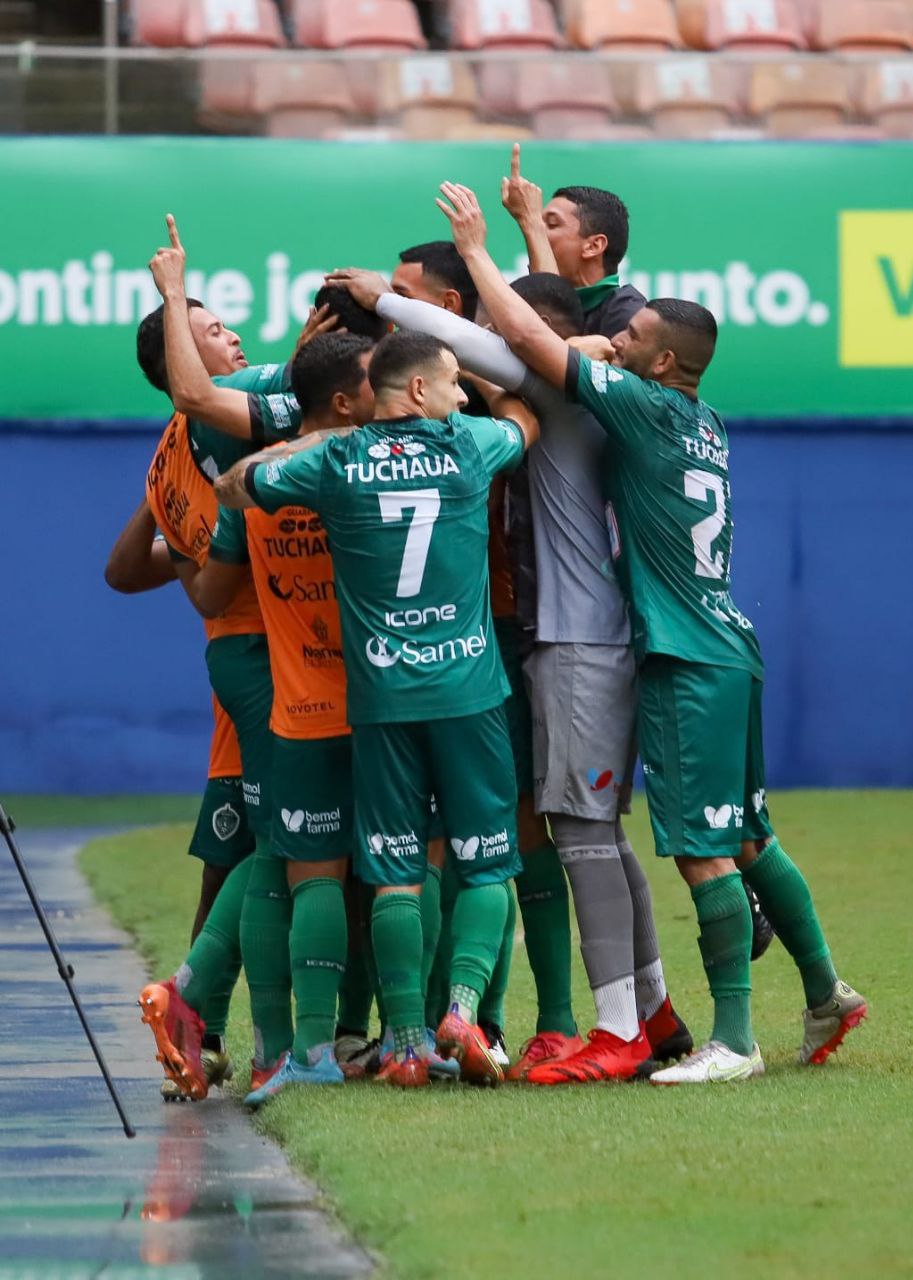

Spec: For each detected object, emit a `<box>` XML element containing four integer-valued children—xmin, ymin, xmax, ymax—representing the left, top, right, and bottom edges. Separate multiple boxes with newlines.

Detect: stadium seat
<box><xmin>447</xmin><ymin>0</ymin><xmax>561</xmax><ymax>50</ymax></box>
<box><xmin>675</xmin><ymin>0</ymin><xmax>709</xmax><ymax>47</ymax></box>
<box><xmin>256</xmin><ymin>59</ymin><xmax>355</xmax><ymax>136</ymax></box>
<box><xmin>292</xmin><ymin>0</ymin><xmax>426</xmax><ymax>50</ymax></box>
<box><xmin>131</xmin><ymin>0</ymin><xmax>195</xmax><ymax>46</ymax></box>
<box><xmin>516</xmin><ymin>57</ymin><xmax>616</xmax><ymax>137</ymax></box>
<box><xmin>198</xmin><ymin>0</ymin><xmax>286</xmax><ymax>46</ymax></box>
<box><xmin>198</xmin><ymin>56</ymin><xmax>260</xmax><ymax>124</ymax></box>
<box><xmin>567</xmin><ymin>0</ymin><xmax>681</xmax><ymax>52</ymax></box>
<box><xmin>703</xmin><ymin>0</ymin><xmax>805</xmax><ymax>50</ymax></box>
<box><xmin>368</xmin><ymin>56</ymin><xmax>480</xmax><ymax>137</ymax></box>
<box><xmin>633</xmin><ymin>56</ymin><xmax>740</xmax><ymax>136</ymax></box>
<box><xmin>748</xmin><ymin>59</ymin><xmax>851</xmax><ymax>136</ymax></box>
<box><xmin>860</xmin><ymin>59</ymin><xmax>913</xmax><ymax>136</ymax></box>
<box><xmin>813</xmin><ymin>0</ymin><xmax>913</xmax><ymax>52</ymax></box>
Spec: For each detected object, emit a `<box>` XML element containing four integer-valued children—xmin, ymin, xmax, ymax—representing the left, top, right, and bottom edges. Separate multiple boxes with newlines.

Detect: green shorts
<box><xmin>352</xmin><ymin>705</ymin><xmax>521</xmax><ymax>889</ymax></box>
<box><xmin>187</xmin><ymin>775</ymin><xmax>257</xmax><ymax>868</ymax></box>
<box><xmin>494</xmin><ymin>614</ymin><xmax>534</xmax><ymax>796</ymax></box>
<box><xmin>270</xmin><ymin>733</ymin><xmax>354</xmax><ymax>861</ymax></box>
<box><xmin>638</xmin><ymin>656</ymin><xmax>773</xmax><ymax>859</ymax></box>
<box><xmin>205</xmin><ymin>634</ymin><xmax>274</xmax><ymax>838</ymax></box>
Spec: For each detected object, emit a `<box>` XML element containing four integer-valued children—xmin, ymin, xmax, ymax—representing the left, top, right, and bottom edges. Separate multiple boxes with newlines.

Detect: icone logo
<box><xmin>451</xmin><ymin>836</ymin><xmax>479</xmax><ymax>862</ymax></box>
<box><xmin>365</xmin><ymin>635</ymin><xmax>401</xmax><ymax>668</ymax></box>
<box><xmin>752</xmin><ymin>789</ymin><xmax>767</xmax><ymax>815</ymax></box>
<box><xmin>704</xmin><ymin>804</ymin><xmax>745</xmax><ymax>830</ymax></box>
<box><xmin>212</xmin><ymin>803</ymin><xmax>241</xmax><ymax>841</ymax></box>
<box><xmin>587</xmin><ymin>768</ymin><xmax>614</xmax><ymax>792</ymax></box>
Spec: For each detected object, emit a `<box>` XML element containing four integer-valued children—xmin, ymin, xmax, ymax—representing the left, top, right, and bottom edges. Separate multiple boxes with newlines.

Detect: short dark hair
<box><xmin>136</xmin><ymin>299</ymin><xmax>205</xmax><ymax>394</ymax></box>
<box><xmin>368</xmin><ymin>331</ymin><xmax>453</xmax><ymax>394</ymax></box>
<box><xmin>646</xmin><ymin>298</ymin><xmax>718</xmax><ymax>379</ymax></box>
<box><xmin>510</xmin><ymin>272</ymin><xmax>584</xmax><ymax>338</ymax></box>
<box><xmin>398</xmin><ymin>240</ymin><xmax>478</xmax><ymax>320</ymax></box>
<box><xmin>552</xmin><ymin>185</ymin><xmax>630</xmax><ymax>274</ymax></box>
<box><xmin>314</xmin><ymin>284</ymin><xmax>388</xmax><ymax>341</ymax></box>
<box><xmin>291</xmin><ymin>333</ymin><xmax>374</xmax><ymax>419</ymax></box>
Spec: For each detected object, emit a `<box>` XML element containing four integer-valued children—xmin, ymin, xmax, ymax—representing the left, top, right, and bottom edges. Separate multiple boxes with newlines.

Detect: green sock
<box><xmin>449</xmin><ymin>881</ymin><xmax>510</xmax><ymax>1024</ymax></box>
<box><xmin>477</xmin><ymin>885</ymin><xmax>517</xmax><ymax>1030</ymax></box>
<box><xmin>425</xmin><ymin>859</ymin><xmax>458</xmax><ymax>1027</ymax></box>
<box><xmin>176</xmin><ymin>854</ymin><xmax>253</xmax><ymax>1032</ymax></box>
<box><xmin>239</xmin><ymin>847</ymin><xmax>293</xmax><ymax>1067</ymax></box>
<box><xmin>692</xmin><ymin>873</ymin><xmax>754</xmax><ymax>1056</ymax></box>
<box><xmin>515</xmin><ymin>842</ymin><xmax>576</xmax><ymax>1036</ymax></box>
<box><xmin>420</xmin><ymin>864</ymin><xmax>443</xmax><ymax>1009</ymax></box>
<box><xmin>371</xmin><ymin>892</ymin><xmax>424</xmax><ymax>1059</ymax></box>
<box><xmin>290</xmin><ymin>878</ymin><xmax>347</xmax><ymax>1060</ymax></box>
<box><xmin>742</xmin><ymin>838</ymin><xmax>838</xmax><ymax>1008</ymax></box>
<box><xmin>336</xmin><ymin>879</ymin><xmax>374</xmax><ymax>1036</ymax></box>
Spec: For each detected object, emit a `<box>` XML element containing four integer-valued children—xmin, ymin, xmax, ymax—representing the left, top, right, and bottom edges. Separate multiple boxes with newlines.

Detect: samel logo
<box><xmin>839</xmin><ymin>211</ymin><xmax>913</xmax><ymax>367</ymax></box>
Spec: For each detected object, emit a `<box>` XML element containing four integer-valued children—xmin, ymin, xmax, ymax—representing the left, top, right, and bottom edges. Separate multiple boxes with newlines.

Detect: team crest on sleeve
<box><xmin>212</xmin><ymin>802</ymin><xmax>241</xmax><ymax>842</ymax></box>
<box><xmin>265</xmin><ymin>394</ymin><xmax>293</xmax><ymax>428</ymax></box>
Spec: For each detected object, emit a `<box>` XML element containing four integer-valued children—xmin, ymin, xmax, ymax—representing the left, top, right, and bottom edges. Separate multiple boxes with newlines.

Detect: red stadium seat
<box><xmin>814</xmin><ymin>0</ymin><xmax>913</xmax><ymax>52</ymax></box>
<box><xmin>256</xmin><ymin>59</ymin><xmax>355</xmax><ymax>135</ymax></box>
<box><xmin>516</xmin><ymin>57</ymin><xmax>616</xmax><ymax>136</ymax></box>
<box><xmin>198</xmin><ymin>56</ymin><xmax>260</xmax><ymax>123</ymax></box>
<box><xmin>131</xmin><ymin>0</ymin><xmax>196</xmax><ymax>46</ymax></box>
<box><xmin>197</xmin><ymin>0</ymin><xmax>286</xmax><ymax>46</ymax></box>
<box><xmin>703</xmin><ymin>0</ymin><xmax>805</xmax><ymax>51</ymax></box>
<box><xmin>447</xmin><ymin>0</ymin><xmax>561</xmax><ymax>50</ymax></box>
<box><xmin>368</xmin><ymin>56</ymin><xmax>480</xmax><ymax>137</ymax></box>
<box><xmin>567</xmin><ymin>0</ymin><xmax>681</xmax><ymax>52</ymax></box>
<box><xmin>291</xmin><ymin>0</ymin><xmax>426</xmax><ymax>50</ymax></box>
<box><xmin>860</xmin><ymin>59</ymin><xmax>913</xmax><ymax>136</ymax></box>
<box><xmin>748</xmin><ymin>59</ymin><xmax>852</xmax><ymax>136</ymax></box>
<box><xmin>633</xmin><ymin>56</ymin><xmax>740</xmax><ymax>136</ymax></box>
<box><xmin>675</xmin><ymin>0</ymin><xmax>709</xmax><ymax>47</ymax></box>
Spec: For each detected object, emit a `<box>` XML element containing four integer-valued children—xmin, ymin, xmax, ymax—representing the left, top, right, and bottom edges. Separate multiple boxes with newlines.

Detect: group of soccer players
<box><xmin>110</xmin><ymin>144</ymin><xmax>866</xmax><ymax>1101</ymax></box>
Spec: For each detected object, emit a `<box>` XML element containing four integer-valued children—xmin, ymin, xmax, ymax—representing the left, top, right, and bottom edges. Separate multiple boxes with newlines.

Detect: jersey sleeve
<box><xmin>248</xmin><ymin>390</ymin><xmax>302</xmax><ymax>444</ymax></box>
<box><xmin>208</xmin><ymin>504</ymin><xmax>249</xmax><ymax>564</ymax></box>
<box><xmin>244</xmin><ymin>442</ymin><xmax>325</xmax><ymax>514</ymax></box>
<box><xmin>212</xmin><ymin>362</ymin><xmax>289</xmax><ymax>395</ymax></box>
<box><xmin>568</xmin><ymin>350</ymin><xmax>659</xmax><ymax>446</ymax></box>
<box><xmin>459</xmin><ymin>413</ymin><xmax>526</xmax><ymax>478</ymax></box>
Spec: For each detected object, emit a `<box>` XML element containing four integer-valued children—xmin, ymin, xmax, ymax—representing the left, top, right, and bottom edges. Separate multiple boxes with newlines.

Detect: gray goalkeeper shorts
<box><xmin>524</xmin><ymin>642</ymin><xmax>637</xmax><ymax>821</ymax></box>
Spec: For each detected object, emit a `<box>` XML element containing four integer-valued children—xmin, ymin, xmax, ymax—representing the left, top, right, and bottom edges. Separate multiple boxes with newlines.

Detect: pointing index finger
<box><xmin>166</xmin><ymin>214</ymin><xmax>183</xmax><ymax>252</ymax></box>
<box><xmin>510</xmin><ymin>142</ymin><xmax>520</xmax><ymax>181</ymax></box>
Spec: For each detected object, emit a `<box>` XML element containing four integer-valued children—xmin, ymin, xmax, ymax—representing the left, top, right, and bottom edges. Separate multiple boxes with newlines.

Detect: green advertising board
<box><xmin>1</xmin><ymin>137</ymin><xmax>911</xmax><ymax>421</ymax></box>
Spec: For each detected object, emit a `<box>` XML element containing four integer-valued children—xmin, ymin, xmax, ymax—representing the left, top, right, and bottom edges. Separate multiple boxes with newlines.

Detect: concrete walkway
<box><xmin>0</xmin><ymin>826</ymin><xmax>373</xmax><ymax>1279</ymax></box>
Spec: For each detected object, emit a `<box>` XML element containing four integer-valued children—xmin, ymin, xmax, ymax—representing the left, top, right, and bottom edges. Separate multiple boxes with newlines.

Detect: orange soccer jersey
<box><xmin>145</xmin><ymin>414</ymin><xmax>264</xmax><ymax>641</ymax></box>
<box><xmin>208</xmin><ymin>695</ymin><xmax>243</xmax><ymax>778</ymax></box>
<box><xmin>236</xmin><ymin>504</ymin><xmax>349</xmax><ymax>742</ymax></box>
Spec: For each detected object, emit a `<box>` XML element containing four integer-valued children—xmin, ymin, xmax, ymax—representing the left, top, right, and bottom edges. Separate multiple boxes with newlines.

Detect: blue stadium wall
<box><xmin>1</xmin><ymin>421</ymin><xmax>911</xmax><ymax>792</ymax></box>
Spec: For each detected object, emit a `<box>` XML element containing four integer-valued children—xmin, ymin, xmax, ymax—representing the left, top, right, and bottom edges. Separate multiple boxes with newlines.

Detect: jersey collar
<box><xmin>576</xmin><ymin>274</ymin><xmax>621</xmax><ymax>313</ymax></box>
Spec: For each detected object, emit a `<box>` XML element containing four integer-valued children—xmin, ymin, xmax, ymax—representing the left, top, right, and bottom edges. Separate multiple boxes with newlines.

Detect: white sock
<box><xmin>593</xmin><ymin>975</ymin><xmax>639</xmax><ymax>1040</ymax></box>
<box><xmin>634</xmin><ymin>958</ymin><xmax>667</xmax><ymax>1021</ymax></box>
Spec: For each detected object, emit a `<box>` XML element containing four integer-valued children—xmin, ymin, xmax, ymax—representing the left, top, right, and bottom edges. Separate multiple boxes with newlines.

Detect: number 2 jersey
<box><xmin>568</xmin><ymin>351</ymin><xmax>763</xmax><ymax>678</ymax></box>
<box><xmin>244</xmin><ymin>414</ymin><xmax>526</xmax><ymax>725</ymax></box>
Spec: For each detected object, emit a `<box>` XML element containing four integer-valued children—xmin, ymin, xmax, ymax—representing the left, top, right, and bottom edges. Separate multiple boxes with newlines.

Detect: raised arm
<box><xmin>104</xmin><ymin>498</ymin><xmax>177</xmax><ymax>593</ymax></box>
<box><xmin>501</xmin><ymin>144</ymin><xmax>559</xmax><ymax>276</ymax></box>
<box><xmin>437</xmin><ymin>184</ymin><xmax>569</xmax><ymax>392</ymax></box>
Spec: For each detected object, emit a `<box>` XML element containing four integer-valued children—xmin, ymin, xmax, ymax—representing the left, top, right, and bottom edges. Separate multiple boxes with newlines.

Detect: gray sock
<box><xmin>550</xmin><ymin>814</ymin><xmax>634</xmax><ymax>991</ymax></box>
<box><xmin>616</xmin><ymin>819</ymin><xmax>667</xmax><ymax>1019</ymax></box>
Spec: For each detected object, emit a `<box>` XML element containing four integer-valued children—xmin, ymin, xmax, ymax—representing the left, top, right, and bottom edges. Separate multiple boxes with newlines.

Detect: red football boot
<box><xmin>139</xmin><ymin>980</ymin><xmax>207</xmax><ymax>1100</ymax></box>
<box><xmin>644</xmin><ymin>997</ymin><xmax>694</xmax><ymax>1063</ymax></box>
<box><xmin>506</xmin><ymin>1031</ymin><xmax>585</xmax><ymax>1082</ymax></box>
<box><xmin>436</xmin><ymin>1004</ymin><xmax>504</xmax><ymax>1086</ymax></box>
<box><xmin>526</xmin><ymin>1025</ymin><xmax>655</xmax><ymax>1085</ymax></box>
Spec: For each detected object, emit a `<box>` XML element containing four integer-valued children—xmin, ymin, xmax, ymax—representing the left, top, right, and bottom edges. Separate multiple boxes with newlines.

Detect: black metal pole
<box><xmin>0</xmin><ymin>802</ymin><xmax>136</xmax><ymax>1138</ymax></box>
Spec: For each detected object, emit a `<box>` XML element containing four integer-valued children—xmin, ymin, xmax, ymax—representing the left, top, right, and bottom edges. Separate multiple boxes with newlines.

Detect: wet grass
<box><xmin>81</xmin><ymin>791</ymin><xmax>913</xmax><ymax>1279</ymax></box>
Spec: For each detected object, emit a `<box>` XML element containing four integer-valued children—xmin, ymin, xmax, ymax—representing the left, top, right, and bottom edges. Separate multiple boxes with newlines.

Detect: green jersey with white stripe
<box><xmin>246</xmin><ymin>413</ymin><xmax>526</xmax><ymax>724</ymax></box>
<box><xmin>570</xmin><ymin>351</ymin><xmax>762</xmax><ymax>677</ymax></box>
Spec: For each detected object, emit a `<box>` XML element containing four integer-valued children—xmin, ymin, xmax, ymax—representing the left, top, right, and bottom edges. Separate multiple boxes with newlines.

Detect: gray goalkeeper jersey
<box><xmin>377</xmin><ymin>293</ymin><xmax>630</xmax><ymax>647</ymax></box>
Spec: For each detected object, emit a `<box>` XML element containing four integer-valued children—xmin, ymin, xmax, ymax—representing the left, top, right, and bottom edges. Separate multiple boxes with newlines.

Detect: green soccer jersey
<box><xmin>189</xmin><ymin>362</ymin><xmax>298</xmax><ymax>480</ymax></box>
<box><xmin>570</xmin><ymin>351</ymin><xmax>763</xmax><ymax>677</ymax></box>
<box><xmin>245</xmin><ymin>413</ymin><xmax>526</xmax><ymax>725</ymax></box>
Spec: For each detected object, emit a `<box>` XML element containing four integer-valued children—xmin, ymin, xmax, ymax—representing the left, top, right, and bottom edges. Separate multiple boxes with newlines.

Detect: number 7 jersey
<box><xmin>245</xmin><ymin>413</ymin><xmax>526</xmax><ymax>724</ymax></box>
<box><xmin>569</xmin><ymin>351</ymin><xmax>763</xmax><ymax>678</ymax></box>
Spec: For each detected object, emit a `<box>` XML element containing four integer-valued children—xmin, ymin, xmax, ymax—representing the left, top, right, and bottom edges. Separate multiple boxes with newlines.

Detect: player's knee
<box><xmin>735</xmin><ymin>837</ymin><xmax>772</xmax><ymax>869</ymax></box>
<box><xmin>674</xmin><ymin>854</ymin><xmax>737</xmax><ymax>886</ymax></box>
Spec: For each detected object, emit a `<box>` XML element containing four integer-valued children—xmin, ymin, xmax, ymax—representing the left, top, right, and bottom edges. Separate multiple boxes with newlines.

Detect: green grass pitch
<box><xmin>57</xmin><ymin>790</ymin><xmax>913</xmax><ymax>1278</ymax></box>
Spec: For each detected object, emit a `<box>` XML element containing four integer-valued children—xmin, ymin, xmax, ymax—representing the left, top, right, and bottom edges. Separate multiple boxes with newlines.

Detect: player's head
<box><xmin>481</xmin><ymin>272</ymin><xmax>584</xmax><ymax>341</ymax></box>
<box><xmin>136</xmin><ymin>300</ymin><xmax>246</xmax><ymax>395</ymax></box>
<box><xmin>544</xmin><ymin>186</ymin><xmax>630</xmax><ymax>280</ymax></box>
<box><xmin>291</xmin><ymin>333</ymin><xmax>376</xmax><ymax>429</ymax></box>
<box><xmin>614</xmin><ymin>299</ymin><xmax>718</xmax><ymax>389</ymax></box>
<box><xmin>313</xmin><ymin>284</ymin><xmax>389</xmax><ymax>341</ymax></box>
<box><xmin>392</xmin><ymin>241</ymin><xmax>478</xmax><ymax>320</ymax></box>
<box><xmin>368</xmin><ymin>331</ymin><xmax>467</xmax><ymax>420</ymax></box>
